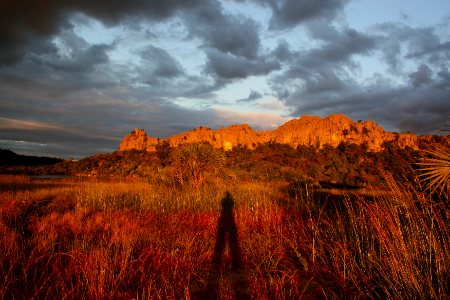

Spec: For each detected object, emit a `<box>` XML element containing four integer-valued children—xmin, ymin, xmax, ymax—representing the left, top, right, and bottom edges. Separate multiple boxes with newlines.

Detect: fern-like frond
<box><xmin>417</xmin><ymin>150</ymin><xmax>450</xmax><ymax>195</ymax></box>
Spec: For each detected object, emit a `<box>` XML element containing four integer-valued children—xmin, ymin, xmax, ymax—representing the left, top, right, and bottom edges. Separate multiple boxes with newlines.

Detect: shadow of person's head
<box><xmin>221</xmin><ymin>191</ymin><xmax>234</xmax><ymax>210</ymax></box>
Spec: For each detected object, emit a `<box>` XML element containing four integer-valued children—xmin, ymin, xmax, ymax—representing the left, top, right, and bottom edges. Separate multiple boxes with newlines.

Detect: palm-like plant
<box><xmin>417</xmin><ymin>116</ymin><xmax>450</xmax><ymax>196</ymax></box>
<box><xmin>418</xmin><ymin>149</ymin><xmax>450</xmax><ymax>195</ymax></box>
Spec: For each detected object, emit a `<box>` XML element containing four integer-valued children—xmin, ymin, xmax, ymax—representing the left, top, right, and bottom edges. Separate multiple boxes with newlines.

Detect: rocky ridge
<box><xmin>119</xmin><ymin>114</ymin><xmax>419</xmax><ymax>152</ymax></box>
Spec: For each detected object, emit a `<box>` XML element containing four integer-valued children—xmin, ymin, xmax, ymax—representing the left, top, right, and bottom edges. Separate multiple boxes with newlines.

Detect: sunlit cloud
<box><xmin>214</xmin><ymin>108</ymin><xmax>292</xmax><ymax>130</ymax></box>
<box><xmin>258</xmin><ymin>101</ymin><xmax>288</xmax><ymax>110</ymax></box>
<box><xmin>0</xmin><ymin>118</ymin><xmax>61</xmax><ymax>131</ymax></box>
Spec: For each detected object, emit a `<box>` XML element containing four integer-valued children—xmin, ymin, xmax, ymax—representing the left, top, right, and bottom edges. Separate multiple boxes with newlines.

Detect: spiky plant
<box><xmin>417</xmin><ymin>149</ymin><xmax>450</xmax><ymax>196</ymax></box>
<box><xmin>436</xmin><ymin>116</ymin><xmax>450</xmax><ymax>132</ymax></box>
<box><xmin>417</xmin><ymin>116</ymin><xmax>450</xmax><ymax>196</ymax></box>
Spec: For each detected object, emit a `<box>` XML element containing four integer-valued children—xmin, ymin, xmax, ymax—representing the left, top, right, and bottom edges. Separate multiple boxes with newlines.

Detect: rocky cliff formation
<box><xmin>119</xmin><ymin>114</ymin><xmax>419</xmax><ymax>152</ymax></box>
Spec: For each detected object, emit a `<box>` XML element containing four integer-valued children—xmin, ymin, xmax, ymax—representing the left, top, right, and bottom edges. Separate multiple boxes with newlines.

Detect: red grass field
<box><xmin>1</xmin><ymin>175</ymin><xmax>449</xmax><ymax>299</ymax></box>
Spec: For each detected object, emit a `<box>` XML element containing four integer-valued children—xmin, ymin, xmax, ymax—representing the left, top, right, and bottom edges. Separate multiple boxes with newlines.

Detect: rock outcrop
<box><xmin>119</xmin><ymin>114</ymin><xmax>419</xmax><ymax>152</ymax></box>
<box><xmin>119</xmin><ymin>129</ymin><xmax>160</xmax><ymax>151</ymax></box>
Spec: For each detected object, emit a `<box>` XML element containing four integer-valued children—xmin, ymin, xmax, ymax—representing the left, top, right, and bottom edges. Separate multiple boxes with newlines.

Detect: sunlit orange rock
<box><xmin>119</xmin><ymin>129</ymin><xmax>148</xmax><ymax>151</ymax></box>
<box><xmin>119</xmin><ymin>114</ymin><xmax>419</xmax><ymax>152</ymax></box>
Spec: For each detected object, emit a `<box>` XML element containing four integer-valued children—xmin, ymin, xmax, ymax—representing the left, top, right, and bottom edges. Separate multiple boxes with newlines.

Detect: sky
<box><xmin>0</xmin><ymin>0</ymin><xmax>449</xmax><ymax>160</ymax></box>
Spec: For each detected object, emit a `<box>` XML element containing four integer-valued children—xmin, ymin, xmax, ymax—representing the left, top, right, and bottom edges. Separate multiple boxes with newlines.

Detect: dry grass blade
<box><xmin>417</xmin><ymin>149</ymin><xmax>450</xmax><ymax>195</ymax></box>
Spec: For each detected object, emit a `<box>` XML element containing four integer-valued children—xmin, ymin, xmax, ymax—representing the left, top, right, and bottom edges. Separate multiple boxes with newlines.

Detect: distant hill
<box><xmin>0</xmin><ymin>149</ymin><xmax>63</xmax><ymax>167</ymax></box>
<box><xmin>119</xmin><ymin>114</ymin><xmax>419</xmax><ymax>152</ymax></box>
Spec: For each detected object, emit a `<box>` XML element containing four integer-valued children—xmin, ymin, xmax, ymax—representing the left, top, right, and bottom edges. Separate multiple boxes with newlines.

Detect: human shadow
<box><xmin>212</xmin><ymin>191</ymin><xmax>242</xmax><ymax>269</ymax></box>
<box><xmin>195</xmin><ymin>191</ymin><xmax>248</xmax><ymax>299</ymax></box>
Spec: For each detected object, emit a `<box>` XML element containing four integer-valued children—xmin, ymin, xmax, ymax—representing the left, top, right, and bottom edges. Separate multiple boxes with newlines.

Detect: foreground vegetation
<box><xmin>1</xmin><ymin>174</ymin><xmax>449</xmax><ymax>299</ymax></box>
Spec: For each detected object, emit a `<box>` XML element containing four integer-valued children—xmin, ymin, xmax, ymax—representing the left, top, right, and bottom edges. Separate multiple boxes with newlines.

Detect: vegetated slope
<box><xmin>47</xmin><ymin>134</ymin><xmax>449</xmax><ymax>189</ymax></box>
<box><xmin>119</xmin><ymin>114</ymin><xmax>419</xmax><ymax>152</ymax></box>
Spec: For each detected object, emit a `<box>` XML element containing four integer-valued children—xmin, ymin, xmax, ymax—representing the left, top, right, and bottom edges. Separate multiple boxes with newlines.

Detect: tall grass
<box><xmin>1</xmin><ymin>175</ymin><xmax>449</xmax><ymax>299</ymax></box>
<box><xmin>290</xmin><ymin>179</ymin><xmax>450</xmax><ymax>299</ymax></box>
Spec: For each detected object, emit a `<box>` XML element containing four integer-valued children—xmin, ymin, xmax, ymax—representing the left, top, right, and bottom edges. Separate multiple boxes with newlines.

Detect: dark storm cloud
<box><xmin>205</xmin><ymin>50</ymin><xmax>281</xmax><ymax>79</ymax></box>
<box><xmin>0</xmin><ymin>35</ymin><xmax>59</xmax><ymax>67</ymax></box>
<box><xmin>0</xmin><ymin>0</ymin><xmax>206</xmax><ymax>66</ymax></box>
<box><xmin>247</xmin><ymin>0</ymin><xmax>349</xmax><ymax>29</ymax></box>
<box><xmin>184</xmin><ymin>0</ymin><xmax>261</xmax><ymax>59</ymax></box>
<box><xmin>236</xmin><ymin>90</ymin><xmax>263</xmax><ymax>102</ymax></box>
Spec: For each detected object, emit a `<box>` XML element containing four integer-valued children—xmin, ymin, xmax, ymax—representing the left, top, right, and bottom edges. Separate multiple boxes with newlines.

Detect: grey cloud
<box><xmin>0</xmin><ymin>35</ymin><xmax>59</xmax><ymax>67</ymax></box>
<box><xmin>250</xmin><ymin>0</ymin><xmax>349</xmax><ymax>29</ymax></box>
<box><xmin>435</xmin><ymin>69</ymin><xmax>450</xmax><ymax>90</ymax></box>
<box><xmin>182</xmin><ymin>76</ymin><xmax>229</xmax><ymax>99</ymax></box>
<box><xmin>409</xmin><ymin>64</ymin><xmax>432</xmax><ymax>87</ymax></box>
<box><xmin>307</xmin><ymin>24</ymin><xmax>377</xmax><ymax>63</ymax></box>
<box><xmin>376</xmin><ymin>23</ymin><xmax>450</xmax><ymax>73</ymax></box>
<box><xmin>267</xmin><ymin>22</ymin><xmax>450</xmax><ymax>135</ymax></box>
<box><xmin>285</xmin><ymin>76</ymin><xmax>450</xmax><ymax>135</ymax></box>
<box><xmin>271</xmin><ymin>53</ymin><xmax>352</xmax><ymax>96</ymax></box>
<box><xmin>184</xmin><ymin>1</ymin><xmax>283</xmax><ymax>84</ymax></box>
<box><xmin>56</xmin><ymin>29</ymin><xmax>90</xmax><ymax>53</ymax></box>
<box><xmin>0</xmin><ymin>59</ymin><xmax>117</xmax><ymax>99</ymax></box>
<box><xmin>71</xmin><ymin>0</ymin><xmax>205</xmax><ymax>25</ymax></box>
<box><xmin>269</xmin><ymin>24</ymin><xmax>377</xmax><ymax>97</ymax></box>
<box><xmin>140</xmin><ymin>45</ymin><xmax>185</xmax><ymax>78</ymax></box>
<box><xmin>184</xmin><ymin>1</ymin><xmax>261</xmax><ymax>59</ymax></box>
<box><xmin>304</xmin><ymin>68</ymin><xmax>348</xmax><ymax>94</ymax></box>
<box><xmin>273</xmin><ymin>40</ymin><xmax>294</xmax><ymax>62</ymax></box>
<box><xmin>15</xmin><ymin>29</ymin><xmax>116</xmax><ymax>75</ymax></box>
<box><xmin>205</xmin><ymin>50</ymin><xmax>281</xmax><ymax>79</ymax></box>
<box><xmin>144</xmin><ymin>30</ymin><xmax>158</xmax><ymax>39</ymax></box>
<box><xmin>278</xmin><ymin>65</ymin><xmax>450</xmax><ymax>135</ymax></box>
<box><xmin>403</xmin><ymin>29</ymin><xmax>450</xmax><ymax>62</ymax></box>
<box><xmin>236</xmin><ymin>90</ymin><xmax>263</xmax><ymax>102</ymax></box>
<box><xmin>45</xmin><ymin>43</ymin><xmax>114</xmax><ymax>73</ymax></box>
